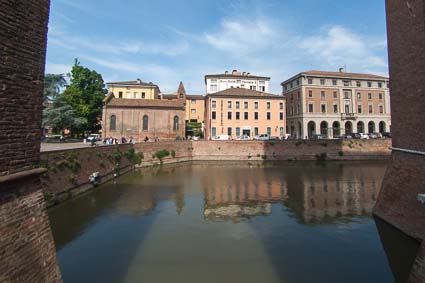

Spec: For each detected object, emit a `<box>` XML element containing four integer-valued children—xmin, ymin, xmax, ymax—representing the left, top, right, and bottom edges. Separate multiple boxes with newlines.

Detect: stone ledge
<box><xmin>0</xmin><ymin>168</ymin><xmax>47</xmax><ymax>185</ymax></box>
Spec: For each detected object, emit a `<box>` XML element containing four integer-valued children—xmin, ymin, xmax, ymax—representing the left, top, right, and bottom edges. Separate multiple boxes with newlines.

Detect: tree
<box><xmin>43</xmin><ymin>74</ymin><xmax>66</xmax><ymax>98</ymax></box>
<box><xmin>61</xmin><ymin>59</ymin><xmax>107</xmax><ymax>135</ymax></box>
<box><xmin>42</xmin><ymin>97</ymin><xmax>87</xmax><ymax>134</ymax></box>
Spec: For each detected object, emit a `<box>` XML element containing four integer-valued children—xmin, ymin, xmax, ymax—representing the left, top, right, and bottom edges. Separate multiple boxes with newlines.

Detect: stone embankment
<box><xmin>40</xmin><ymin>139</ymin><xmax>391</xmax><ymax>206</ymax></box>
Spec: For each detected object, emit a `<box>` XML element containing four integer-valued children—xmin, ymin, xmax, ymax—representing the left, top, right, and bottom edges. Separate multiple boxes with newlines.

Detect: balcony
<box><xmin>341</xmin><ymin>113</ymin><xmax>357</xmax><ymax>120</ymax></box>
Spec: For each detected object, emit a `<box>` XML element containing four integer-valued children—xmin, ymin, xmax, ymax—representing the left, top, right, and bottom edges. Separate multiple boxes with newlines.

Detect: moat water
<box><xmin>48</xmin><ymin>161</ymin><xmax>407</xmax><ymax>283</ymax></box>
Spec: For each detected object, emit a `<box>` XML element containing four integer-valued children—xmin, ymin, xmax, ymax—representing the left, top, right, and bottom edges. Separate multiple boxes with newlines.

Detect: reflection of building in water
<box><xmin>284</xmin><ymin>164</ymin><xmax>386</xmax><ymax>224</ymax></box>
<box><xmin>203</xmin><ymin>167</ymin><xmax>288</xmax><ymax>221</ymax></box>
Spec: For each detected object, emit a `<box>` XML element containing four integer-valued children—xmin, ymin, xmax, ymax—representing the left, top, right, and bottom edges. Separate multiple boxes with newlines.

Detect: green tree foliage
<box><xmin>61</xmin><ymin>59</ymin><xmax>107</xmax><ymax>134</ymax></box>
<box><xmin>43</xmin><ymin>73</ymin><xmax>67</xmax><ymax>98</ymax></box>
<box><xmin>42</xmin><ymin>97</ymin><xmax>86</xmax><ymax>134</ymax></box>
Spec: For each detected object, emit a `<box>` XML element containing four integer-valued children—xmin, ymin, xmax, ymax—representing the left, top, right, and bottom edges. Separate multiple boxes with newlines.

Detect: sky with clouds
<box><xmin>46</xmin><ymin>0</ymin><xmax>388</xmax><ymax>94</ymax></box>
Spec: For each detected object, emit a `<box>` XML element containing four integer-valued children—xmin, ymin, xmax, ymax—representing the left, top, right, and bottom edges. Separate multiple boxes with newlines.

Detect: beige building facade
<box><xmin>281</xmin><ymin>70</ymin><xmax>391</xmax><ymax>139</ymax></box>
<box><xmin>205</xmin><ymin>88</ymin><xmax>286</xmax><ymax>139</ymax></box>
<box><xmin>107</xmin><ymin>79</ymin><xmax>160</xmax><ymax>100</ymax></box>
<box><xmin>185</xmin><ymin>95</ymin><xmax>205</xmax><ymax>123</ymax></box>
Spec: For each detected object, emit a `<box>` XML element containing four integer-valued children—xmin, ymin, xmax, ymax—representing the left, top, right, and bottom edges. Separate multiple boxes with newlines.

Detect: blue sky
<box><xmin>46</xmin><ymin>0</ymin><xmax>388</xmax><ymax>94</ymax></box>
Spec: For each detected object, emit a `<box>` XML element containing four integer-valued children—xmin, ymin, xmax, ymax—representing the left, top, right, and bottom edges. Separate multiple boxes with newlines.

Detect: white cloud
<box><xmin>45</xmin><ymin>63</ymin><xmax>71</xmax><ymax>75</ymax></box>
<box><xmin>204</xmin><ymin>18</ymin><xmax>280</xmax><ymax>55</ymax></box>
<box><xmin>299</xmin><ymin>25</ymin><xmax>388</xmax><ymax>72</ymax></box>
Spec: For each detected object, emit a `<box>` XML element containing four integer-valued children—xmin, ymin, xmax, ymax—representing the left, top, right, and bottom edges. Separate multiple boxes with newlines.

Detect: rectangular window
<box><xmin>142</xmin><ymin>92</ymin><xmax>145</xmax><ymax>98</ymax></box>
<box><xmin>368</xmin><ymin>93</ymin><xmax>372</xmax><ymax>100</ymax></box>
<box><xmin>228</xmin><ymin>101</ymin><xmax>232</xmax><ymax>108</ymax></box>
<box><xmin>308</xmin><ymin>90</ymin><xmax>313</xmax><ymax>98</ymax></box>
<box><xmin>296</xmin><ymin>80</ymin><xmax>300</xmax><ymax>86</ymax></box>
<box><xmin>236</xmin><ymin>112</ymin><xmax>240</xmax><ymax>120</ymax></box>
<box><xmin>227</xmin><ymin>112</ymin><xmax>232</xmax><ymax>120</ymax></box>
<box><xmin>344</xmin><ymin>80</ymin><xmax>351</xmax><ymax>86</ymax></box>
<box><xmin>308</xmin><ymin>78</ymin><xmax>313</xmax><ymax>84</ymax></box>
<box><xmin>358</xmin><ymin>104</ymin><xmax>362</xmax><ymax>114</ymax></box>
<box><xmin>244</xmin><ymin>112</ymin><xmax>248</xmax><ymax>120</ymax></box>
<box><xmin>254</xmin><ymin>112</ymin><xmax>258</xmax><ymax>120</ymax></box>
<box><xmin>119</xmin><ymin>91</ymin><xmax>123</xmax><ymax>98</ymax></box>
<box><xmin>320</xmin><ymin>79</ymin><xmax>325</xmax><ymax>85</ymax></box>
<box><xmin>212</xmin><ymin>111</ymin><xmax>216</xmax><ymax>120</ymax></box>
<box><xmin>357</xmin><ymin>93</ymin><xmax>361</xmax><ymax>100</ymax></box>
<box><xmin>267</xmin><ymin>112</ymin><xmax>271</xmax><ymax>120</ymax></box>
<box><xmin>254</xmin><ymin>102</ymin><xmax>258</xmax><ymax>109</ymax></box>
<box><xmin>244</xmin><ymin>102</ymin><xmax>248</xmax><ymax>109</ymax></box>
<box><xmin>356</xmin><ymin>81</ymin><xmax>361</xmax><ymax>87</ymax></box>
<box><xmin>210</xmin><ymin>84</ymin><xmax>217</xmax><ymax>91</ymax></box>
<box><xmin>267</xmin><ymin>102</ymin><xmax>271</xmax><ymax>109</ymax></box>
<box><xmin>280</xmin><ymin>112</ymin><xmax>284</xmax><ymax>120</ymax></box>
<box><xmin>267</xmin><ymin>127</ymin><xmax>271</xmax><ymax>135</ymax></box>
<box><xmin>367</xmin><ymin>81</ymin><xmax>372</xmax><ymax>87</ymax></box>
<box><xmin>332</xmin><ymin>79</ymin><xmax>337</xmax><ymax>86</ymax></box>
<box><xmin>227</xmin><ymin>127</ymin><xmax>232</xmax><ymax>136</ymax></box>
<box><xmin>308</xmin><ymin>103</ymin><xmax>314</xmax><ymax>113</ymax></box>
<box><xmin>290</xmin><ymin>82</ymin><xmax>293</xmax><ymax>88</ymax></box>
<box><xmin>126</xmin><ymin>92</ymin><xmax>131</xmax><ymax>98</ymax></box>
<box><xmin>333</xmin><ymin>104</ymin><xmax>338</xmax><ymax>113</ymax></box>
<box><xmin>321</xmin><ymin>104</ymin><xmax>326</xmax><ymax>113</ymax></box>
<box><xmin>378</xmin><ymin>82</ymin><xmax>382</xmax><ymax>88</ymax></box>
<box><xmin>279</xmin><ymin>102</ymin><xmax>283</xmax><ymax>110</ymax></box>
<box><xmin>191</xmin><ymin>109</ymin><xmax>196</xmax><ymax>114</ymax></box>
<box><xmin>379</xmin><ymin>93</ymin><xmax>383</xmax><ymax>100</ymax></box>
<box><xmin>191</xmin><ymin>99</ymin><xmax>196</xmax><ymax>104</ymax></box>
<box><xmin>236</xmin><ymin>127</ymin><xmax>240</xmax><ymax>136</ymax></box>
<box><xmin>259</xmin><ymin>86</ymin><xmax>265</xmax><ymax>92</ymax></box>
<box><xmin>321</xmin><ymin>91</ymin><xmax>325</xmax><ymax>99</ymax></box>
<box><xmin>379</xmin><ymin>105</ymin><xmax>384</xmax><ymax>114</ymax></box>
<box><xmin>212</xmin><ymin>127</ymin><xmax>216</xmax><ymax>136</ymax></box>
<box><xmin>280</xmin><ymin>127</ymin><xmax>284</xmax><ymax>136</ymax></box>
<box><xmin>250</xmin><ymin>85</ymin><xmax>257</xmax><ymax>91</ymax></box>
<box><xmin>236</xmin><ymin>101</ymin><xmax>240</xmax><ymax>109</ymax></box>
<box><xmin>134</xmin><ymin>92</ymin><xmax>138</xmax><ymax>99</ymax></box>
<box><xmin>254</xmin><ymin>127</ymin><xmax>259</xmax><ymax>136</ymax></box>
<box><xmin>212</xmin><ymin>101</ymin><xmax>216</xmax><ymax>108</ymax></box>
<box><xmin>344</xmin><ymin>92</ymin><xmax>350</xmax><ymax>99</ymax></box>
<box><xmin>369</xmin><ymin>105</ymin><xmax>373</xmax><ymax>113</ymax></box>
<box><xmin>333</xmin><ymin>91</ymin><xmax>337</xmax><ymax>98</ymax></box>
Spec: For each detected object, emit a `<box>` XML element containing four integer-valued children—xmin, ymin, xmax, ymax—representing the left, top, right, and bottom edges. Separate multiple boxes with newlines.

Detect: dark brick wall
<box><xmin>374</xmin><ymin>1</ymin><xmax>425</xmax><ymax>281</ymax></box>
<box><xmin>0</xmin><ymin>0</ymin><xmax>62</xmax><ymax>282</ymax></box>
<box><xmin>0</xmin><ymin>0</ymin><xmax>50</xmax><ymax>176</ymax></box>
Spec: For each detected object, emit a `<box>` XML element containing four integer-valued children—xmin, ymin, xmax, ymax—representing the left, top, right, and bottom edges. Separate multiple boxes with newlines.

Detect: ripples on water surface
<box><xmin>49</xmin><ymin>161</ymin><xmax>398</xmax><ymax>283</ymax></box>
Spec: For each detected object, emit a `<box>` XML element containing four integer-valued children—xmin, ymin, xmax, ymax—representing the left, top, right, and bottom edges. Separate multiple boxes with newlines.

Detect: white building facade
<box><xmin>205</xmin><ymin>70</ymin><xmax>270</xmax><ymax>94</ymax></box>
<box><xmin>281</xmin><ymin>70</ymin><xmax>391</xmax><ymax>139</ymax></box>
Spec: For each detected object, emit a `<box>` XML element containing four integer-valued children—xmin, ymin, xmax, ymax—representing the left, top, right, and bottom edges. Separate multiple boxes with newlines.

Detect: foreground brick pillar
<box><xmin>374</xmin><ymin>1</ymin><xmax>425</xmax><ymax>282</ymax></box>
<box><xmin>0</xmin><ymin>0</ymin><xmax>62</xmax><ymax>282</ymax></box>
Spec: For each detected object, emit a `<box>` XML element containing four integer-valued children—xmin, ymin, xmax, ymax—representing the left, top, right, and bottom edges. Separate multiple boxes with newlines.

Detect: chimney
<box><xmin>247</xmin><ymin>72</ymin><xmax>250</xmax><ymax>76</ymax></box>
<box><xmin>225</xmin><ymin>70</ymin><xmax>229</xmax><ymax>74</ymax></box>
<box><xmin>339</xmin><ymin>68</ymin><xmax>344</xmax><ymax>73</ymax></box>
<box><xmin>242</xmin><ymin>72</ymin><xmax>246</xmax><ymax>76</ymax></box>
<box><xmin>137</xmin><ymin>78</ymin><xmax>142</xmax><ymax>84</ymax></box>
<box><xmin>232</xmin><ymin>69</ymin><xmax>237</xmax><ymax>75</ymax></box>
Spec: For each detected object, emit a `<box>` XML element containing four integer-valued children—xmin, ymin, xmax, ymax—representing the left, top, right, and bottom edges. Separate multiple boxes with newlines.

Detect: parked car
<box><xmin>382</xmin><ymin>132</ymin><xmax>392</xmax><ymax>138</ymax></box>
<box><xmin>269</xmin><ymin>136</ymin><xmax>280</xmax><ymax>141</ymax></box>
<box><xmin>213</xmin><ymin>135</ymin><xmax>229</xmax><ymax>141</ymax></box>
<box><xmin>45</xmin><ymin>134</ymin><xmax>65</xmax><ymax>143</ymax></box>
<box><xmin>254</xmin><ymin>134</ymin><xmax>270</xmax><ymax>141</ymax></box>
<box><xmin>237</xmin><ymin>135</ymin><xmax>251</xmax><ymax>141</ymax></box>
<box><xmin>311</xmin><ymin>134</ymin><xmax>326</xmax><ymax>140</ymax></box>
<box><xmin>359</xmin><ymin>133</ymin><xmax>370</xmax><ymax>139</ymax></box>
<box><xmin>343</xmin><ymin>134</ymin><xmax>353</xmax><ymax>139</ymax></box>
<box><xmin>192</xmin><ymin>136</ymin><xmax>200</xmax><ymax>141</ymax></box>
<box><xmin>282</xmin><ymin>134</ymin><xmax>291</xmax><ymax>140</ymax></box>
<box><xmin>87</xmin><ymin>134</ymin><xmax>101</xmax><ymax>142</ymax></box>
<box><xmin>352</xmin><ymin>133</ymin><xmax>361</xmax><ymax>139</ymax></box>
<box><xmin>368</xmin><ymin>133</ymin><xmax>379</xmax><ymax>139</ymax></box>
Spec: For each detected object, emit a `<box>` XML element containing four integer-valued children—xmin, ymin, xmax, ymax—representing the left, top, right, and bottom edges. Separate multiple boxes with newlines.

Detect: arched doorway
<box><xmin>320</xmin><ymin>121</ymin><xmax>328</xmax><ymax>137</ymax></box>
<box><xmin>345</xmin><ymin>121</ymin><xmax>353</xmax><ymax>134</ymax></box>
<box><xmin>379</xmin><ymin>121</ymin><xmax>386</xmax><ymax>133</ymax></box>
<box><xmin>332</xmin><ymin>121</ymin><xmax>340</xmax><ymax>137</ymax></box>
<box><xmin>368</xmin><ymin>121</ymin><xmax>375</xmax><ymax>133</ymax></box>
<box><xmin>357</xmin><ymin>121</ymin><xmax>364</xmax><ymax>133</ymax></box>
<box><xmin>307</xmin><ymin>121</ymin><xmax>316</xmax><ymax>138</ymax></box>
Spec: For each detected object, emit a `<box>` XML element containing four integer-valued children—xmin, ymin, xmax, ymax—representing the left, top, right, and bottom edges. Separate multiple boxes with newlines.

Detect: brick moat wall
<box><xmin>192</xmin><ymin>139</ymin><xmax>391</xmax><ymax>161</ymax></box>
<box><xmin>0</xmin><ymin>0</ymin><xmax>62</xmax><ymax>282</ymax></box>
<box><xmin>374</xmin><ymin>1</ymin><xmax>425</xmax><ymax>282</ymax></box>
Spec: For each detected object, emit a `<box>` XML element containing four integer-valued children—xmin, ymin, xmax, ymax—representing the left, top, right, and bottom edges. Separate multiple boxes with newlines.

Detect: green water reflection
<box><xmin>49</xmin><ymin>161</ymin><xmax>397</xmax><ymax>283</ymax></box>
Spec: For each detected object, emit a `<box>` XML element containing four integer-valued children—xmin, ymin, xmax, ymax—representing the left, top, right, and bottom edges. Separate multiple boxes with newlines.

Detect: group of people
<box><xmin>102</xmin><ymin>136</ymin><xmax>135</xmax><ymax>145</ymax></box>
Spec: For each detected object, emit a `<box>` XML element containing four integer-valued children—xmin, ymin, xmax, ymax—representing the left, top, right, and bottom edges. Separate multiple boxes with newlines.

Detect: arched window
<box><xmin>143</xmin><ymin>115</ymin><xmax>148</xmax><ymax>131</ymax></box>
<box><xmin>110</xmin><ymin>115</ymin><xmax>116</xmax><ymax>131</ymax></box>
<box><xmin>173</xmin><ymin>116</ymin><xmax>179</xmax><ymax>131</ymax></box>
<box><xmin>307</xmin><ymin>121</ymin><xmax>316</xmax><ymax>138</ymax></box>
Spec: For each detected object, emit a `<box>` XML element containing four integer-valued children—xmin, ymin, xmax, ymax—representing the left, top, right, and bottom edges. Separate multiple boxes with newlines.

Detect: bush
<box><xmin>171</xmin><ymin>150</ymin><xmax>176</xmax><ymax>158</ymax></box>
<box><xmin>153</xmin><ymin>149</ymin><xmax>170</xmax><ymax>164</ymax></box>
<box><xmin>124</xmin><ymin>148</ymin><xmax>144</xmax><ymax>165</ymax></box>
<box><xmin>315</xmin><ymin>153</ymin><xmax>327</xmax><ymax>162</ymax></box>
<box><xmin>66</xmin><ymin>151</ymin><xmax>80</xmax><ymax>172</ymax></box>
<box><xmin>68</xmin><ymin>173</ymin><xmax>77</xmax><ymax>185</ymax></box>
<box><xmin>338</xmin><ymin>151</ymin><xmax>344</xmax><ymax>157</ymax></box>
